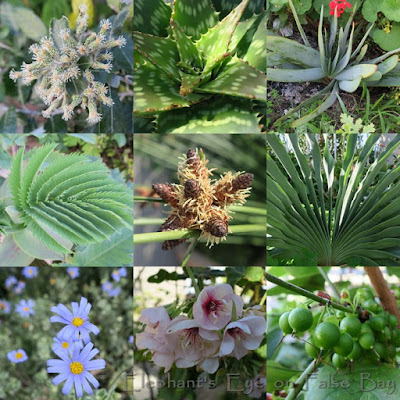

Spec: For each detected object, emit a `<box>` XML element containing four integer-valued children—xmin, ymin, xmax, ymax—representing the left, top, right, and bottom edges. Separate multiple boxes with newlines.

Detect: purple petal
<box><xmin>74</xmin><ymin>374</ymin><xmax>83</xmax><ymax>398</ymax></box>
<box><xmin>61</xmin><ymin>376</ymin><xmax>74</xmax><ymax>395</ymax></box>
<box><xmin>85</xmin><ymin>359</ymin><xmax>105</xmax><ymax>371</ymax></box>
<box><xmin>83</xmin><ymin>371</ymin><xmax>100</xmax><ymax>388</ymax></box>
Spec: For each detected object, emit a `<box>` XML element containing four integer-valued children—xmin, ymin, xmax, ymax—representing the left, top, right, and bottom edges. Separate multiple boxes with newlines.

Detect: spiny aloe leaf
<box><xmin>212</xmin><ymin>0</ymin><xmax>265</xmax><ymax>19</ymax></box>
<box><xmin>133</xmin><ymin>32</ymin><xmax>181</xmax><ymax>82</ymax></box>
<box><xmin>171</xmin><ymin>19</ymin><xmax>203</xmax><ymax>70</ymax></box>
<box><xmin>179</xmin><ymin>72</ymin><xmax>204</xmax><ymax>96</ymax></box>
<box><xmin>134</xmin><ymin>64</ymin><xmax>205</xmax><ymax>115</ymax></box>
<box><xmin>173</xmin><ymin>0</ymin><xmax>219</xmax><ymax>40</ymax></box>
<box><xmin>228</xmin><ymin>14</ymin><xmax>260</xmax><ymax>53</ymax></box>
<box><xmin>156</xmin><ymin>97</ymin><xmax>262</xmax><ymax>133</ymax></box>
<box><xmin>243</xmin><ymin>13</ymin><xmax>267</xmax><ymax>71</ymax></box>
<box><xmin>134</xmin><ymin>0</ymin><xmax>172</xmax><ymax>37</ymax></box>
<box><xmin>196</xmin><ymin>0</ymin><xmax>250</xmax><ymax>72</ymax></box>
<box><xmin>198</xmin><ymin>58</ymin><xmax>266</xmax><ymax>101</ymax></box>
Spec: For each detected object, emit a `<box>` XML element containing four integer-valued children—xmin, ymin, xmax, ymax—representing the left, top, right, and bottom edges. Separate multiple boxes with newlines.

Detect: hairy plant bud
<box><xmin>152</xmin><ymin>183</ymin><xmax>179</xmax><ymax>207</ymax></box>
<box><xmin>184</xmin><ymin>179</ymin><xmax>201</xmax><ymax>198</ymax></box>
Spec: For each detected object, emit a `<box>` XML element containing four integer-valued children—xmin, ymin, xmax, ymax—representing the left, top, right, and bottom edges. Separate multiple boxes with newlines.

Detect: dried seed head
<box><xmin>205</xmin><ymin>217</ymin><xmax>228</xmax><ymax>238</ymax></box>
<box><xmin>184</xmin><ymin>179</ymin><xmax>201</xmax><ymax>198</ymax></box>
<box><xmin>186</xmin><ymin>149</ymin><xmax>200</xmax><ymax>169</ymax></box>
<box><xmin>232</xmin><ymin>173</ymin><xmax>254</xmax><ymax>191</ymax></box>
<box><xmin>158</xmin><ymin>215</ymin><xmax>182</xmax><ymax>232</ymax></box>
<box><xmin>152</xmin><ymin>183</ymin><xmax>179</xmax><ymax>207</ymax></box>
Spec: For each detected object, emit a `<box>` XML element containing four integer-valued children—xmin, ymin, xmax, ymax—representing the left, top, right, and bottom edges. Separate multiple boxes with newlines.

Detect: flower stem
<box><xmin>181</xmin><ymin>232</ymin><xmax>201</xmax><ymax>267</ymax></box>
<box><xmin>286</xmin><ymin>359</ymin><xmax>321</xmax><ymax>400</ymax></box>
<box><xmin>185</xmin><ymin>266</ymin><xmax>200</xmax><ymax>296</ymax></box>
<box><xmin>266</xmin><ymin>272</ymin><xmax>355</xmax><ymax>314</ymax></box>
<box><xmin>259</xmin><ymin>290</ymin><xmax>267</xmax><ymax>306</ymax></box>
<box><xmin>317</xmin><ymin>267</ymin><xmax>340</xmax><ymax>299</ymax></box>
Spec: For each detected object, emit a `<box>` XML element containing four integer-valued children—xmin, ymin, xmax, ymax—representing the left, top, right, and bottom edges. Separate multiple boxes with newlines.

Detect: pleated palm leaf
<box><xmin>267</xmin><ymin>134</ymin><xmax>400</xmax><ymax>266</ymax></box>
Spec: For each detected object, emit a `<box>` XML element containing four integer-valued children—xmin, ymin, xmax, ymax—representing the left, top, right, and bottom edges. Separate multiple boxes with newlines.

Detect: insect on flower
<box><xmin>153</xmin><ymin>149</ymin><xmax>253</xmax><ymax>248</ymax></box>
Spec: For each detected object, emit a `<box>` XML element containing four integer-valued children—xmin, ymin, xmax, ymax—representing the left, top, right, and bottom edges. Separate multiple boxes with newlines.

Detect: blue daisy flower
<box><xmin>0</xmin><ymin>299</ymin><xmax>11</xmax><ymax>314</ymax></box>
<box><xmin>52</xmin><ymin>337</ymin><xmax>84</xmax><ymax>356</ymax></box>
<box><xmin>7</xmin><ymin>349</ymin><xmax>28</xmax><ymax>363</ymax></box>
<box><xmin>102</xmin><ymin>282</ymin><xmax>113</xmax><ymax>293</ymax></box>
<box><xmin>129</xmin><ymin>335</ymin><xmax>134</xmax><ymax>344</ymax></box>
<box><xmin>67</xmin><ymin>267</ymin><xmax>80</xmax><ymax>279</ymax></box>
<box><xmin>5</xmin><ymin>275</ymin><xmax>17</xmax><ymax>289</ymax></box>
<box><xmin>50</xmin><ymin>297</ymin><xmax>100</xmax><ymax>344</ymax></box>
<box><xmin>47</xmin><ymin>342</ymin><xmax>105</xmax><ymax>397</ymax></box>
<box><xmin>111</xmin><ymin>267</ymin><xmax>127</xmax><ymax>282</ymax></box>
<box><xmin>13</xmin><ymin>281</ymin><xmax>26</xmax><ymax>295</ymax></box>
<box><xmin>22</xmin><ymin>267</ymin><xmax>38</xmax><ymax>279</ymax></box>
<box><xmin>16</xmin><ymin>299</ymin><xmax>35</xmax><ymax>317</ymax></box>
<box><xmin>109</xmin><ymin>287</ymin><xmax>121</xmax><ymax>297</ymax></box>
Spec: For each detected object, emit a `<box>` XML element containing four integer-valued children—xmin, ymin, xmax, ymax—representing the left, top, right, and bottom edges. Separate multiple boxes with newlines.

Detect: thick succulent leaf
<box><xmin>134</xmin><ymin>0</ymin><xmax>171</xmax><ymax>37</ymax></box>
<box><xmin>134</xmin><ymin>64</ymin><xmax>205</xmax><ymax>115</ymax></box>
<box><xmin>62</xmin><ymin>228</ymin><xmax>133</xmax><ymax>267</ymax></box>
<box><xmin>334</xmin><ymin>64</ymin><xmax>378</xmax><ymax>80</ymax></box>
<box><xmin>179</xmin><ymin>72</ymin><xmax>205</xmax><ymax>96</ymax></box>
<box><xmin>267</xmin><ymin>67</ymin><xmax>325</xmax><ymax>82</ymax></box>
<box><xmin>266</xmin><ymin>36</ymin><xmax>321</xmax><ymax>68</ymax></box>
<box><xmin>133</xmin><ymin>32</ymin><xmax>181</xmax><ymax>82</ymax></box>
<box><xmin>8</xmin><ymin>146</ymin><xmax>132</xmax><ymax>255</ymax></box>
<box><xmin>212</xmin><ymin>0</ymin><xmax>264</xmax><ymax>19</ymax></box>
<box><xmin>198</xmin><ymin>58</ymin><xmax>266</xmax><ymax>101</ymax></box>
<box><xmin>196</xmin><ymin>0</ymin><xmax>250</xmax><ymax>72</ymax></box>
<box><xmin>171</xmin><ymin>19</ymin><xmax>203</xmax><ymax>70</ymax></box>
<box><xmin>367</xmin><ymin>64</ymin><xmax>400</xmax><ymax>86</ymax></box>
<box><xmin>228</xmin><ymin>14</ymin><xmax>260</xmax><ymax>54</ymax></box>
<box><xmin>156</xmin><ymin>97</ymin><xmax>262</xmax><ymax>133</ymax></box>
<box><xmin>377</xmin><ymin>54</ymin><xmax>399</xmax><ymax>75</ymax></box>
<box><xmin>338</xmin><ymin>77</ymin><xmax>362</xmax><ymax>92</ymax></box>
<box><xmin>173</xmin><ymin>0</ymin><xmax>219</xmax><ymax>40</ymax></box>
<box><xmin>243</xmin><ymin>13</ymin><xmax>267</xmax><ymax>71</ymax></box>
<box><xmin>267</xmin><ymin>52</ymin><xmax>287</xmax><ymax>67</ymax></box>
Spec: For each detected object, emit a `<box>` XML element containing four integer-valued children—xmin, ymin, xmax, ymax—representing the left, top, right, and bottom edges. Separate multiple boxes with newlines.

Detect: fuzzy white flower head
<box><xmin>100</xmin><ymin>19</ymin><xmax>112</xmax><ymax>31</ymax></box>
<box><xmin>116</xmin><ymin>36</ymin><xmax>127</xmax><ymax>48</ymax></box>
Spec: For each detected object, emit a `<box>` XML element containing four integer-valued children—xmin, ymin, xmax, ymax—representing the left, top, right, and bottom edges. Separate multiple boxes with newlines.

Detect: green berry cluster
<box><xmin>279</xmin><ymin>287</ymin><xmax>400</xmax><ymax>370</ymax></box>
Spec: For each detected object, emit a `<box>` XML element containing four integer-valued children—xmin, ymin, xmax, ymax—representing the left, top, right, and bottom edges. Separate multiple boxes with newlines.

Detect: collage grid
<box><xmin>1</xmin><ymin>0</ymin><xmax>400</xmax><ymax>399</ymax></box>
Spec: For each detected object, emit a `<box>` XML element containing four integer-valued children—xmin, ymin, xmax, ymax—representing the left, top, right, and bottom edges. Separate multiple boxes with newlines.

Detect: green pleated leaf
<box><xmin>133</xmin><ymin>0</ymin><xmax>172</xmax><ymax>37</ymax></box>
<box><xmin>134</xmin><ymin>64</ymin><xmax>205</xmax><ymax>115</ymax></box>
<box><xmin>198</xmin><ymin>57</ymin><xmax>266</xmax><ymax>101</ymax></box>
<box><xmin>62</xmin><ymin>228</ymin><xmax>133</xmax><ymax>267</ymax></box>
<box><xmin>156</xmin><ymin>97</ymin><xmax>262</xmax><ymax>133</ymax></box>
<box><xmin>133</xmin><ymin>32</ymin><xmax>181</xmax><ymax>82</ymax></box>
<box><xmin>7</xmin><ymin>145</ymin><xmax>132</xmax><ymax>255</ymax></box>
<box><xmin>196</xmin><ymin>0</ymin><xmax>250</xmax><ymax>72</ymax></box>
<box><xmin>173</xmin><ymin>0</ymin><xmax>219</xmax><ymax>40</ymax></box>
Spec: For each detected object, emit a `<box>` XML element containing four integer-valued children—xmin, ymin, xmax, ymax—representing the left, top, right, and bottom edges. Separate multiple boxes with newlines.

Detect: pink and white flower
<box><xmin>166</xmin><ymin>316</ymin><xmax>221</xmax><ymax>374</ymax></box>
<box><xmin>135</xmin><ymin>307</ymin><xmax>175</xmax><ymax>371</ymax></box>
<box><xmin>193</xmin><ymin>284</ymin><xmax>244</xmax><ymax>330</ymax></box>
<box><xmin>219</xmin><ymin>316</ymin><xmax>266</xmax><ymax>360</ymax></box>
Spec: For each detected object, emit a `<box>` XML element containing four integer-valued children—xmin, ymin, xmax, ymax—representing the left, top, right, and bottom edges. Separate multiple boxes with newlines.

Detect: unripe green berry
<box><xmin>288</xmin><ymin>308</ymin><xmax>313</xmax><ymax>333</ymax></box>
<box><xmin>279</xmin><ymin>311</ymin><xmax>292</xmax><ymax>334</ymax></box>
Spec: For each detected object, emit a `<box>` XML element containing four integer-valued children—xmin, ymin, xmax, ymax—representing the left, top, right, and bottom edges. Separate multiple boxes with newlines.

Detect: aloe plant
<box><xmin>134</xmin><ymin>0</ymin><xmax>266</xmax><ymax>133</ymax></box>
<box><xmin>0</xmin><ymin>143</ymin><xmax>132</xmax><ymax>266</ymax></box>
<box><xmin>267</xmin><ymin>1</ymin><xmax>400</xmax><ymax>128</ymax></box>
<box><xmin>267</xmin><ymin>134</ymin><xmax>400</xmax><ymax>266</ymax></box>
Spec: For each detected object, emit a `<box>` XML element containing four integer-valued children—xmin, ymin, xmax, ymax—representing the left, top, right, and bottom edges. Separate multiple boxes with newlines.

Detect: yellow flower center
<box><xmin>28</xmin><ymin>269</ymin><xmax>33</xmax><ymax>275</ymax></box>
<box><xmin>70</xmin><ymin>361</ymin><xmax>84</xmax><ymax>375</ymax></box>
<box><xmin>24</xmin><ymin>307</ymin><xmax>29</xmax><ymax>312</ymax></box>
<box><xmin>15</xmin><ymin>352</ymin><xmax>23</xmax><ymax>359</ymax></box>
<box><xmin>62</xmin><ymin>342</ymin><xmax>69</xmax><ymax>349</ymax></box>
<box><xmin>72</xmin><ymin>317</ymin><xmax>84</xmax><ymax>327</ymax></box>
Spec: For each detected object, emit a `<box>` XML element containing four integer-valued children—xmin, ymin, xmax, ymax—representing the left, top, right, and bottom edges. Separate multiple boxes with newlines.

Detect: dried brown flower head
<box><xmin>153</xmin><ymin>149</ymin><xmax>253</xmax><ymax>249</ymax></box>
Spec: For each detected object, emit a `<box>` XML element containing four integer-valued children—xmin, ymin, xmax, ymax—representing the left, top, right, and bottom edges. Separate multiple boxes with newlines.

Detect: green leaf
<box><xmin>133</xmin><ymin>0</ymin><xmax>172</xmax><ymax>37</ymax></box>
<box><xmin>243</xmin><ymin>13</ymin><xmax>267</xmax><ymax>71</ymax></box>
<box><xmin>41</xmin><ymin>0</ymin><xmax>70</xmax><ymax>27</ymax></box>
<box><xmin>267</xmin><ymin>67</ymin><xmax>325</xmax><ymax>82</ymax></box>
<box><xmin>198</xmin><ymin>57</ymin><xmax>266</xmax><ymax>101</ymax></box>
<box><xmin>133</xmin><ymin>64</ymin><xmax>204</xmax><ymax>115</ymax></box>
<box><xmin>292</xmin><ymin>0</ymin><xmax>312</xmax><ymax>14</ymax></box>
<box><xmin>335</xmin><ymin>64</ymin><xmax>378</xmax><ymax>81</ymax></box>
<box><xmin>243</xmin><ymin>266</ymin><xmax>264</xmax><ymax>282</ymax></box>
<box><xmin>0</xmin><ymin>107</ymin><xmax>17</xmax><ymax>133</ymax></box>
<box><xmin>133</xmin><ymin>32</ymin><xmax>181</xmax><ymax>82</ymax></box>
<box><xmin>212</xmin><ymin>0</ymin><xmax>265</xmax><ymax>19</ymax></box>
<box><xmin>62</xmin><ymin>228</ymin><xmax>133</xmax><ymax>266</ymax></box>
<box><xmin>13</xmin><ymin>228</ymin><xmax>66</xmax><ymax>261</ymax></box>
<box><xmin>0</xmin><ymin>3</ymin><xmax>46</xmax><ymax>41</ymax></box>
<box><xmin>306</xmin><ymin>363</ymin><xmax>400</xmax><ymax>399</ymax></box>
<box><xmin>156</xmin><ymin>97</ymin><xmax>262</xmax><ymax>133</ymax></box>
<box><xmin>266</xmin><ymin>35</ymin><xmax>321</xmax><ymax>68</ymax></box>
<box><xmin>49</xmin><ymin>16</ymin><xmax>70</xmax><ymax>52</ymax></box>
<box><xmin>196</xmin><ymin>0</ymin><xmax>250</xmax><ymax>72</ymax></box>
<box><xmin>0</xmin><ymin>235</ymin><xmax>33</xmax><ymax>267</ymax></box>
<box><xmin>173</xmin><ymin>0</ymin><xmax>219</xmax><ymax>40</ymax></box>
<box><xmin>362</xmin><ymin>0</ymin><xmax>382</xmax><ymax>22</ymax></box>
<box><xmin>381</xmin><ymin>0</ymin><xmax>400</xmax><ymax>21</ymax></box>
<box><xmin>372</xmin><ymin>24</ymin><xmax>400</xmax><ymax>52</ymax></box>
